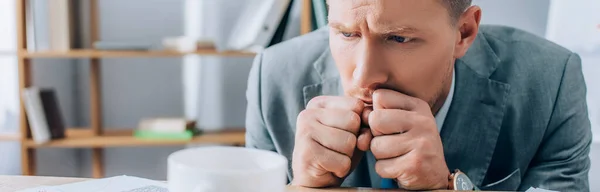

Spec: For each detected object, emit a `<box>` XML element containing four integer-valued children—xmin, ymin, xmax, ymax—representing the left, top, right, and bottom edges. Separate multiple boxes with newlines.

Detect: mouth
<box><xmin>360</xmin><ymin>98</ymin><xmax>373</xmax><ymax>105</ymax></box>
<box><xmin>347</xmin><ymin>88</ymin><xmax>374</xmax><ymax>105</ymax></box>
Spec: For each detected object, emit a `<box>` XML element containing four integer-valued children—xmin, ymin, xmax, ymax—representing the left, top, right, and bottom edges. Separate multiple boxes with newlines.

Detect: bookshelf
<box><xmin>24</xmin><ymin>129</ymin><xmax>245</xmax><ymax>148</ymax></box>
<box><xmin>10</xmin><ymin>0</ymin><xmax>315</xmax><ymax>178</ymax></box>
<box><xmin>20</xmin><ymin>49</ymin><xmax>257</xmax><ymax>58</ymax></box>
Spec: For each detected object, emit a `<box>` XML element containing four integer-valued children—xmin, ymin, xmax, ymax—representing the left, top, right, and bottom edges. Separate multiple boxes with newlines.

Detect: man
<box><xmin>245</xmin><ymin>0</ymin><xmax>591</xmax><ymax>191</ymax></box>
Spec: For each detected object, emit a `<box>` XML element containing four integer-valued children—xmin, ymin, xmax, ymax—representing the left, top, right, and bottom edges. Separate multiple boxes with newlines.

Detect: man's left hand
<box><xmin>367</xmin><ymin>89</ymin><xmax>450</xmax><ymax>190</ymax></box>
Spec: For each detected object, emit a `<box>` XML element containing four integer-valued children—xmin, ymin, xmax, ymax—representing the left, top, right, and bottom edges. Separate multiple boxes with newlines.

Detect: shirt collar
<box><xmin>434</xmin><ymin>67</ymin><xmax>455</xmax><ymax>132</ymax></box>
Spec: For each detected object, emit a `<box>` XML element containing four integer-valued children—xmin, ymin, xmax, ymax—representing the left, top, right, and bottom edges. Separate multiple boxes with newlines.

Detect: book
<box><xmin>268</xmin><ymin>0</ymin><xmax>295</xmax><ymax>46</ymax></box>
<box><xmin>281</xmin><ymin>0</ymin><xmax>302</xmax><ymax>40</ymax></box>
<box><xmin>137</xmin><ymin>118</ymin><xmax>196</xmax><ymax>133</ymax></box>
<box><xmin>134</xmin><ymin>130</ymin><xmax>194</xmax><ymax>140</ymax></box>
<box><xmin>135</xmin><ymin>118</ymin><xmax>197</xmax><ymax>140</ymax></box>
<box><xmin>25</xmin><ymin>0</ymin><xmax>36</xmax><ymax>51</ymax></box>
<box><xmin>32</xmin><ymin>0</ymin><xmax>51</xmax><ymax>51</ymax></box>
<box><xmin>22</xmin><ymin>88</ymin><xmax>65</xmax><ymax>144</ymax></box>
<box><xmin>312</xmin><ymin>0</ymin><xmax>328</xmax><ymax>29</ymax></box>
<box><xmin>48</xmin><ymin>0</ymin><xmax>74</xmax><ymax>51</ymax></box>
<box><xmin>225</xmin><ymin>0</ymin><xmax>291</xmax><ymax>51</ymax></box>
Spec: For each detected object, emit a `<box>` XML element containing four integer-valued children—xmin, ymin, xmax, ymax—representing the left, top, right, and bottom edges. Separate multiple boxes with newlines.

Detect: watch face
<box><xmin>454</xmin><ymin>173</ymin><xmax>475</xmax><ymax>190</ymax></box>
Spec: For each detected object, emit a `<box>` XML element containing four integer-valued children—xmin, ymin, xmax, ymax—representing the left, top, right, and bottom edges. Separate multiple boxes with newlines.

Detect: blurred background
<box><xmin>0</xmin><ymin>0</ymin><xmax>598</xmax><ymax>190</ymax></box>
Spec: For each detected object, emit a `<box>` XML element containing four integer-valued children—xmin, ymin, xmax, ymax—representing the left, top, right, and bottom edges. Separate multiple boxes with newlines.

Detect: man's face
<box><xmin>328</xmin><ymin>0</ymin><xmax>460</xmax><ymax>108</ymax></box>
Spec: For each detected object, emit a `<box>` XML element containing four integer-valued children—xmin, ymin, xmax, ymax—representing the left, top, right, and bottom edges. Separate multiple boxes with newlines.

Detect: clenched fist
<box><xmin>368</xmin><ymin>89</ymin><xmax>450</xmax><ymax>190</ymax></box>
<box><xmin>291</xmin><ymin>96</ymin><xmax>373</xmax><ymax>187</ymax></box>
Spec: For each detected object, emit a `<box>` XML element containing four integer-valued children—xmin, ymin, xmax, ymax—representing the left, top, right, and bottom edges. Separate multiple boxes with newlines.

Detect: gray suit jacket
<box><xmin>245</xmin><ymin>25</ymin><xmax>591</xmax><ymax>191</ymax></box>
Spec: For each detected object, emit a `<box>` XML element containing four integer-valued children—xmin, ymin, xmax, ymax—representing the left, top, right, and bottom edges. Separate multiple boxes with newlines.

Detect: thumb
<box><xmin>356</xmin><ymin>128</ymin><xmax>373</xmax><ymax>151</ymax></box>
<box><xmin>349</xmin><ymin>128</ymin><xmax>372</xmax><ymax>174</ymax></box>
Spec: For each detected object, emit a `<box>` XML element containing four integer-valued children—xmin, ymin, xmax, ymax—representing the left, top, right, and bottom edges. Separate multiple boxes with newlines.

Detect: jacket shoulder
<box><xmin>479</xmin><ymin>25</ymin><xmax>575</xmax><ymax>83</ymax></box>
<box><xmin>257</xmin><ymin>28</ymin><xmax>330</xmax><ymax>92</ymax></box>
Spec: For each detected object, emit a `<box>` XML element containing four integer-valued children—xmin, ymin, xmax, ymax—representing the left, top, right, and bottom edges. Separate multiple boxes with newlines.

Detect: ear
<box><xmin>453</xmin><ymin>6</ymin><xmax>482</xmax><ymax>58</ymax></box>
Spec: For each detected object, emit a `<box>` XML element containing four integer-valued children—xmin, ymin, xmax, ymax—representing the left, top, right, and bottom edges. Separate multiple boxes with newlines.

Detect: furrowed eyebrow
<box><xmin>376</xmin><ymin>25</ymin><xmax>419</xmax><ymax>35</ymax></box>
<box><xmin>328</xmin><ymin>22</ymin><xmax>354</xmax><ymax>31</ymax></box>
<box><xmin>330</xmin><ymin>21</ymin><xmax>419</xmax><ymax>35</ymax></box>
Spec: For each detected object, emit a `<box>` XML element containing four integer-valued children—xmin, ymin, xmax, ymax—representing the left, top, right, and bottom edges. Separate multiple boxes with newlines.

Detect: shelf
<box><xmin>24</xmin><ymin>128</ymin><xmax>245</xmax><ymax>148</ymax></box>
<box><xmin>20</xmin><ymin>49</ymin><xmax>256</xmax><ymax>58</ymax></box>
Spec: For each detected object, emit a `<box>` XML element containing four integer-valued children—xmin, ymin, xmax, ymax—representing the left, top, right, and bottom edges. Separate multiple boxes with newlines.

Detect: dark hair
<box><xmin>325</xmin><ymin>0</ymin><xmax>472</xmax><ymax>24</ymax></box>
<box><xmin>440</xmin><ymin>0</ymin><xmax>473</xmax><ymax>23</ymax></box>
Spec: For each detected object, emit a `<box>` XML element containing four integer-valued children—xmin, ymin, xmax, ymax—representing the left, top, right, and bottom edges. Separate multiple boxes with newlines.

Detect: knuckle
<box><xmin>343</xmin><ymin>134</ymin><xmax>357</xmax><ymax>151</ymax></box>
<box><xmin>399</xmin><ymin>174</ymin><xmax>419</xmax><ymax>188</ymax></box>
<box><xmin>403</xmin><ymin>164</ymin><xmax>418</xmax><ymax>178</ymax></box>
<box><xmin>416</xmin><ymin>137</ymin><xmax>430</xmax><ymax>150</ymax></box>
<box><xmin>370</xmin><ymin>138</ymin><xmax>383</xmax><ymax>156</ymax></box>
<box><xmin>340</xmin><ymin>156</ymin><xmax>352</xmax><ymax>172</ymax></box>
<box><xmin>296</xmin><ymin>111</ymin><xmax>314</xmax><ymax>134</ymax></box>
<box><xmin>292</xmin><ymin>149</ymin><xmax>310</xmax><ymax>168</ymax></box>
<box><xmin>383</xmin><ymin>164</ymin><xmax>399</xmax><ymax>178</ymax></box>
<box><xmin>413</xmin><ymin>98</ymin><xmax>424</xmax><ymax>107</ymax></box>
<box><xmin>350</xmin><ymin>99</ymin><xmax>364</xmax><ymax>112</ymax></box>
<box><xmin>414</xmin><ymin>114</ymin><xmax>429</xmax><ymax>125</ymax></box>
<box><xmin>374</xmin><ymin>161</ymin><xmax>387</xmax><ymax>176</ymax></box>
<box><xmin>307</xmin><ymin>96</ymin><xmax>326</xmax><ymax>108</ymax></box>
<box><xmin>297</xmin><ymin>110</ymin><xmax>314</xmax><ymax>124</ymax></box>
<box><xmin>408</xmin><ymin>157</ymin><xmax>423</xmax><ymax>172</ymax></box>
<box><xmin>372</xmin><ymin>90</ymin><xmax>383</xmax><ymax>103</ymax></box>
<box><xmin>347</xmin><ymin>112</ymin><xmax>361</xmax><ymax>130</ymax></box>
<box><xmin>368</xmin><ymin>110</ymin><xmax>383</xmax><ymax>131</ymax></box>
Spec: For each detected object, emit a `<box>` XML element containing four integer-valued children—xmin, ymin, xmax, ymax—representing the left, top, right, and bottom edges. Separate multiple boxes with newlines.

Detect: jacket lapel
<box><xmin>302</xmin><ymin>47</ymin><xmax>343</xmax><ymax>105</ymax></box>
<box><xmin>441</xmin><ymin>33</ymin><xmax>511</xmax><ymax>187</ymax></box>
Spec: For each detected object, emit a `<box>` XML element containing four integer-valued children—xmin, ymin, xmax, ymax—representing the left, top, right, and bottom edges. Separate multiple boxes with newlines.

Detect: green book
<box><xmin>312</xmin><ymin>0</ymin><xmax>328</xmax><ymax>29</ymax></box>
<box><xmin>134</xmin><ymin>130</ymin><xmax>194</xmax><ymax>140</ymax></box>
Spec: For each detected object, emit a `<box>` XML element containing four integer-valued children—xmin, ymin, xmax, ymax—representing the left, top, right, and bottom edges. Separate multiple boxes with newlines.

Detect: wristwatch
<box><xmin>448</xmin><ymin>169</ymin><xmax>479</xmax><ymax>191</ymax></box>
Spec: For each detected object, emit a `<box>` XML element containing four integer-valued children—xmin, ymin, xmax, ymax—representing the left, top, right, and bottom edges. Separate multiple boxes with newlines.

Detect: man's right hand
<box><xmin>291</xmin><ymin>96</ymin><xmax>373</xmax><ymax>187</ymax></box>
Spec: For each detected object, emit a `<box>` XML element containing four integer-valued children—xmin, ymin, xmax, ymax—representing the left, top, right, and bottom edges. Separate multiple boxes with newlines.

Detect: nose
<box><xmin>352</xmin><ymin>42</ymin><xmax>389</xmax><ymax>90</ymax></box>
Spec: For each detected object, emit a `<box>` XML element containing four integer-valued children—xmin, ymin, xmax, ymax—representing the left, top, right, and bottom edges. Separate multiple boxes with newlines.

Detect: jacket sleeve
<box><xmin>245</xmin><ymin>53</ymin><xmax>277</xmax><ymax>152</ymax></box>
<box><xmin>519</xmin><ymin>53</ymin><xmax>592</xmax><ymax>191</ymax></box>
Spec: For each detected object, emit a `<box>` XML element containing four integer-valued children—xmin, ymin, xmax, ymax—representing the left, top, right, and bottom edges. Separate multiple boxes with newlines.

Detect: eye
<box><xmin>387</xmin><ymin>35</ymin><xmax>413</xmax><ymax>43</ymax></box>
<box><xmin>341</xmin><ymin>32</ymin><xmax>355</xmax><ymax>38</ymax></box>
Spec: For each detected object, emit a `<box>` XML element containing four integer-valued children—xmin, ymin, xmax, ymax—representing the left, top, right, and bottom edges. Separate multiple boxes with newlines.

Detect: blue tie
<box><xmin>381</xmin><ymin>178</ymin><xmax>397</xmax><ymax>189</ymax></box>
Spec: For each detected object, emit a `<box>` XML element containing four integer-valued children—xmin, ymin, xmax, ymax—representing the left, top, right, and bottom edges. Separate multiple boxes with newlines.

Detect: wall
<box><xmin>474</xmin><ymin>0</ymin><xmax>550</xmax><ymax>37</ymax></box>
<box><xmin>76</xmin><ymin>0</ymin><xmax>186</xmax><ymax>179</ymax></box>
<box><xmin>183</xmin><ymin>0</ymin><xmax>253</xmax><ymax>131</ymax></box>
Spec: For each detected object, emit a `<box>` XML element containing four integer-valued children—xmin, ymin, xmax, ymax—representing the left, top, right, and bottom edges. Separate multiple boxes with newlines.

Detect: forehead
<box><xmin>327</xmin><ymin>0</ymin><xmax>451</xmax><ymax>33</ymax></box>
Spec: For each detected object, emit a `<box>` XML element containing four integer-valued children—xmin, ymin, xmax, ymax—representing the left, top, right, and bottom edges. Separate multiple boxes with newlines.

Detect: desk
<box><xmin>0</xmin><ymin>175</ymin><xmax>460</xmax><ymax>192</ymax></box>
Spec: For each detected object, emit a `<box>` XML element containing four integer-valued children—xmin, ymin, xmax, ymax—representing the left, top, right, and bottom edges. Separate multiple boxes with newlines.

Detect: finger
<box><xmin>310</xmin><ymin>122</ymin><xmax>357</xmax><ymax>157</ymax></box>
<box><xmin>356</xmin><ymin>128</ymin><xmax>373</xmax><ymax>151</ymax></box>
<box><xmin>372</xmin><ymin>89</ymin><xmax>428</xmax><ymax>113</ymax></box>
<box><xmin>313</xmin><ymin>108</ymin><xmax>362</xmax><ymax>134</ymax></box>
<box><xmin>370</xmin><ymin>133</ymin><xmax>413</xmax><ymax>160</ymax></box>
<box><xmin>307</xmin><ymin>96</ymin><xmax>365</xmax><ymax>114</ymax></box>
<box><xmin>368</xmin><ymin>109</ymin><xmax>418</xmax><ymax>136</ymax></box>
<box><xmin>361</xmin><ymin>106</ymin><xmax>373</xmax><ymax>127</ymax></box>
<box><xmin>312</xmin><ymin>141</ymin><xmax>352</xmax><ymax>178</ymax></box>
<box><xmin>374</xmin><ymin>154</ymin><xmax>410</xmax><ymax>179</ymax></box>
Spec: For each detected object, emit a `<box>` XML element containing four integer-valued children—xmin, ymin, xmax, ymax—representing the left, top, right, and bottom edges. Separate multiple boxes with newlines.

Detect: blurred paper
<box><xmin>18</xmin><ymin>175</ymin><xmax>168</xmax><ymax>192</ymax></box>
<box><xmin>525</xmin><ymin>187</ymin><xmax>559</xmax><ymax>192</ymax></box>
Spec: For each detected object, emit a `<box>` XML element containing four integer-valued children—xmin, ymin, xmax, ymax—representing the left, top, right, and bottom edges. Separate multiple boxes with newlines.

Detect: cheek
<box><xmin>386</xmin><ymin>42</ymin><xmax>454</xmax><ymax>98</ymax></box>
<box><xmin>329</xmin><ymin>37</ymin><xmax>356</xmax><ymax>92</ymax></box>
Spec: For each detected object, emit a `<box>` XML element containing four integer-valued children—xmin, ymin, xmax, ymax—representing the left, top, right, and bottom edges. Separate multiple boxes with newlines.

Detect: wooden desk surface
<box><xmin>0</xmin><ymin>175</ymin><xmax>458</xmax><ymax>192</ymax></box>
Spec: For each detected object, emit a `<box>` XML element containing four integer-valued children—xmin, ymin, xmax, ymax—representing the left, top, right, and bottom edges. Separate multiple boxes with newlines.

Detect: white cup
<box><xmin>168</xmin><ymin>146</ymin><xmax>288</xmax><ymax>192</ymax></box>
